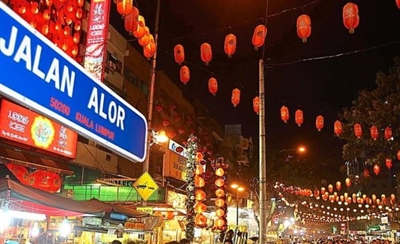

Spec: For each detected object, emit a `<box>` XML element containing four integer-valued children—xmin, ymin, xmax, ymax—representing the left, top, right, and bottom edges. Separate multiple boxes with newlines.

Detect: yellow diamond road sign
<box><xmin>133</xmin><ymin>172</ymin><xmax>159</xmax><ymax>201</ymax></box>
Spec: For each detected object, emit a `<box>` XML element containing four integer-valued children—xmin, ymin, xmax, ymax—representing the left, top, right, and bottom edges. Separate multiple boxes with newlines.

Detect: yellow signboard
<box><xmin>136</xmin><ymin>207</ymin><xmax>153</xmax><ymax>215</ymax></box>
<box><xmin>133</xmin><ymin>172</ymin><xmax>159</xmax><ymax>201</ymax></box>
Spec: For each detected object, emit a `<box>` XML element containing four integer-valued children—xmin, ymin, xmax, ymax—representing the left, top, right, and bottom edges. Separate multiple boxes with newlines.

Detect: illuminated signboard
<box><xmin>0</xmin><ymin>2</ymin><xmax>148</xmax><ymax>162</ymax></box>
<box><xmin>165</xmin><ymin>140</ymin><xmax>188</xmax><ymax>181</ymax></box>
<box><xmin>0</xmin><ymin>100</ymin><xmax>78</xmax><ymax>158</ymax></box>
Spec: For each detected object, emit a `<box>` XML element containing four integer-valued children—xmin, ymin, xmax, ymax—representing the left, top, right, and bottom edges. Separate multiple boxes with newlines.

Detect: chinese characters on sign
<box><xmin>0</xmin><ymin>100</ymin><xmax>78</xmax><ymax>158</ymax></box>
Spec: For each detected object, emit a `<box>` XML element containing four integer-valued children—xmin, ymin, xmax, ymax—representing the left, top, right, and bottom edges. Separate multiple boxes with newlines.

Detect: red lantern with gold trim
<box><xmin>336</xmin><ymin>181</ymin><xmax>341</xmax><ymax>191</ymax></box>
<box><xmin>208</xmin><ymin>77</ymin><xmax>218</xmax><ymax>96</ymax></box>
<box><xmin>370</xmin><ymin>125</ymin><xmax>379</xmax><ymax>140</ymax></box>
<box><xmin>253</xmin><ymin>96</ymin><xmax>260</xmax><ymax>114</ymax></box>
<box><xmin>231</xmin><ymin>88</ymin><xmax>241</xmax><ymax>107</ymax></box>
<box><xmin>386</xmin><ymin>158</ymin><xmax>393</xmax><ymax>169</ymax></box>
<box><xmin>215</xmin><ymin>178</ymin><xmax>225</xmax><ymax>187</ymax></box>
<box><xmin>195</xmin><ymin>175</ymin><xmax>205</xmax><ymax>187</ymax></box>
<box><xmin>252</xmin><ymin>24</ymin><xmax>267</xmax><ymax>50</ymax></box>
<box><xmin>345</xmin><ymin>177</ymin><xmax>351</xmax><ymax>187</ymax></box>
<box><xmin>315</xmin><ymin>115</ymin><xmax>324</xmax><ymax>131</ymax></box>
<box><xmin>373</xmin><ymin>164</ymin><xmax>380</xmax><ymax>175</ymax></box>
<box><xmin>215</xmin><ymin>188</ymin><xmax>225</xmax><ymax>198</ymax></box>
<box><xmin>295</xmin><ymin>109</ymin><xmax>304</xmax><ymax>127</ymax></box>
<box><xmin>296</xmin><ymin>14</ymin><xmax>311</xmax><ymax>43</ymax></box>
<box><xmin>384</xmin><ymin>127</ymin><xmax>392</xmax><ymax>140</ymax></box>
<box><xmin>215</xmin><ymin>218</ymin><xmax>226</xmax><ymax>228</ymax></box>
<box><xmin>200</xmin><ymin>43</ymin><xmax>212</xmax><ymax>65</ymax></box>
<box><xmin>342</xmin><ymin>3</ymin><xmax>359</xmax><ymax>34</ymax></box>
<box><xmin>194</xmin><ymin>202</ymin><xmax>207</xmax><ymax>213</ymax></box>
<box><xmin>224</xmin><ymin>34</ymin><xmax>237</xmax><ymax>58</ymax></box>
<box><xmin>174</xmin><ymin>44</ymin><xmax>185</xmax><ymax>65</ymax></box>
<box><xmin>215</xmin><ymin>208</ymin><xmax>225</xmax><ymax>217</ymax></box>
<box><xmin>354</xmin><ymin>123</ymin><xmax>362</xmax><ymax>138</ymax></box>
<box><xmin>117</xmin><ymin>0</ymin><xmax>133</xmax><ymax>16</ymax></box>
<box><xmin>334</xmin><ymin>120</ymin><xmax>343</xmax><ymax>136</ymax></box>
<box><xmin>280</xmin><ymin>106</ymin><xmax>289</xmax><ymax>123</ymax></box>
<box><xmin>180</xmin><ymin>65</ymin><xmax>190</xmax><ymax>85</ymax></box>
<box><xmin>195</xmin><ymin>189</ymin><xmax>206</xmax><ymax>201</ymax></box>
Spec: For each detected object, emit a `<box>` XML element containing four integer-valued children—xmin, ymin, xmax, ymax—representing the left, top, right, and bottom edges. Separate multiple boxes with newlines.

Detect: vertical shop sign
<box><xmin>83</xmin><ymin>0</ymin><xmax>110</xmax><ymax>82</ymax></box>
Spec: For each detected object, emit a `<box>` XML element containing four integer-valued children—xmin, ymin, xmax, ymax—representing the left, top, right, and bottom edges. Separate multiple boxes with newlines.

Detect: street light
<box><xmin>231</xmin><ymin>183</ymin><xmax>245</xmax><ymax>227</ymax></box>
<box><xmin>149</xmin><ymin>129</ymin><xmax>168</xmax><ymax>146</ymax></box>
<box><xmin>279</xmin><ymin>146</ymin><xmax>306</xmax><ymax>154</ymax></box>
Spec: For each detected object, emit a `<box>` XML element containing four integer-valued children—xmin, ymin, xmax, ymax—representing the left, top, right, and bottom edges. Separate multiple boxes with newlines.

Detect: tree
<box><xmin>339</xmin><ymin>57</ymin><xmax>400</xmax><ymax>167</ymax></box>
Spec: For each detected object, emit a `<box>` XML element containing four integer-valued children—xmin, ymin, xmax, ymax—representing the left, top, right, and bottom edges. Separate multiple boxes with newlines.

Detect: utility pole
<box><xmin>259</xmin><ymin>59</ymin><xmax>267</xmax><ymax>244</ymax></box>
<box><xmin>143</xmin><ymin>0</ymin><xmax>160</xmax><ymax>173</ymax></box>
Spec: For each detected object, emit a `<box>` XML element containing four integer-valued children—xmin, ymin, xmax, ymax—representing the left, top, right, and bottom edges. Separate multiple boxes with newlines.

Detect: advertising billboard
<box><xmin>0</xmin><ymin>100</ymin><xmax>78</xmax><ymax>158</ymax></box>
<box><xmin>83</xmin><ymin>0</ymin><xmax>110</xmax><ymax>82</ymax></box>
<box><xmin>164</xmin><ymin>140</ymin><xmax>188</xmax><ymax>182</ymax></box>
<box><xmin>0</xmin><ymin>2</ymin><xmax>148</xmax><ymax>162</ymax></box>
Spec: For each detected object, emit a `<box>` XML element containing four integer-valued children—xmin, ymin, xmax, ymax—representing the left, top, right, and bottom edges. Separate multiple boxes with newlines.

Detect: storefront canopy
<box><xmin>82</xmin><ymin>198</ymin><xmax>149</xmax><ymax>218</ymax></box>
<box><xmin>0</xmin><ymin>177</ymin><xmax>104</xmax><ymax>216</ymax></box>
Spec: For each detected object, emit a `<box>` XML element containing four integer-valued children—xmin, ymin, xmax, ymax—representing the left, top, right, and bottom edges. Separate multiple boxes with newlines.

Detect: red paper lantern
<box><xmin>174</xmin><ymin>44</ymin><xmax>185</xmax><ymax>65</ymax></box>
<box><xmin>224</xmin><ymin>33</ymin><xmax>237</xmax><ymax>58</ymax></box>
<box><xmin>354</xmin><ymin>123</ymin><xmax>362</xmax><ymax>138</ymax></box>
<box><xmin>200</xmin><ymin>42</ymin><xmax>212</xmax><ymax>65</ymax></box>
<box><xmin>315</xmin><ymin>115</ymin><xmax>324</xmax><ymax>131</ymax></box>
<box><xmin>196</xmin><ymin>152</ymin><xmax>204</xmax><ymax>162</ymax></box>
<box><xmin>345</xmin><ymin>177</ymin><xmax>351</xmax><ymax>187</ymax></box>
<box><xmin>133</xmin><ymin>25</ymin><xmax>146</xmax><ymax>39</ymax></box>
<box><xmin>195</xmin><ymin>175</ymin><xmax>205</xmax><ymax>187</ymax></box>
<box><xmin>215</xmin><ymin>167</ymin><xmax>225</xmax><ymax>177</ymax></box>
<box><xmin>117</xmin><ymin>0</ymin><xmax>133</xmax><ymax>16</ymax></box>
<box><xmin>215</xmin><ymin>188</ymin><xmax>225</xmax><ymax>198</ymax></box>
<box><xmin>336</xmin><ymin>181</ymin><xmax>341</xmax><ymax>191</ymax></box>
<box><xmin>334</xmin><ymin>120</ymin><xmax>343</xmax><ymax>136</ymax></box>
<box><xmin>386</xmin><ymin>158</ymin><xmax>393</xmax><ymax>169</ymax></box>
<box><xmin>363</xmin><ymin>169</ymin><xmax>370</xmax><ymax>177</ymax></box>
<box><xmin>194</xmin><ymin>202</ymin><xmax>207</xmax><ymax>213</ymax></box>
<box><xmin>320</xmin><ymin>187</ymin><xmax>326</xmax><ymax>195</ymax></box>
<box><xmin>328</xmin><ymin>184</ymin><xmax>333</xmax><ymax>193</ymax></box>
<box><xmin>295</xmin><ymin>109</ymin><xmax>304</xmax><ymax>127</ymax></box>
<box><xmin>231</xmin><ymin>88</ymin><xmax>241</xmax><ymax>107</ymax></box>
<box><xmin>180</xmin><ymin>65</ymin><xmax>190</xmax><ymax>85</ymax></box>
<box><xmin>215</xmin><ymin>178</ymin><xmax>225</xmax><ymax>187</ymax></box>
<box><xmin>124</xmin><ymin>8</ymin><xmax>138</xmax><ymax>33</ymax></box>
<box><xmin>208</xmin><ymin>77</ymin><xmax>218</xmax><ymax>95</ymax></box>
<box><xmin>296</xmin><ymin>14</ymin><xmax>311</xmax><ymax>43</ymax></box>
<box><xmin>280</xmin><ymin>106</ymin><xmax>289</xmax><ymax>123</ymax></box>
<box><xmin>215</xmin><ymin>208</ymin><xmax>225</xmax><ymax>217</ymax></box>
<box><xmin>195</xmin><ymin>189</ymin><xmax>206</xmax><ymax>201</ymax></box>
<box><xmin>195</xmin><ymin>165</ymin><xmax>204</xmax><ymax>175</ymax></box>
<box><xmin>215</xmin><ymin>198</ymin><xmax>225</xmax><ymax>207</ymax></box>
<box><xmin>370</xmin><ymin>125</ymin><xmax>379</xmax><ymax>140</ymax></box>
<box><xmin>373</xmin><ymin>164</ymin><xmax>380</xmax><ymax>175</ymax></box>
<box><xmin>397</xmin><ymin>0</ymin><xmax>400</xmax><ymax>9</ymax></box>
<box><xmin>253</xmin><ymin>96</ymin><xmax>260</xmax><ymax>114</ymax></box>
<box><xmin>252</xmin><ymin>24</ymin><xmax>267</xmax><ymax>50</ymax></box>
<box><xmin>384</xmin><ymin>127</ymin><xmax>392</xmax><ymax>140</ymax></box>
<box><xmin>165</xmin><ymin>211</ymin><xmax>175</xmax><ymax>220</ymax></box>
<box><xmin>195</xmin><ymin>213</ymin><xmax>207</xmax><ymax>227</ymax></box>
<box><xmin>215</xmin><ymin>218</ymin><xmax>226</xmax><ymax>228</ymax></box>
<box><xmin>398</xmin><ymin>150</ymin><xmax>400</xmax><ymax>160</ymax></box>
<box><xmin>342</xmin><ymin>3</ymin><xmax>359</xmax><ymax>34</ymax></box>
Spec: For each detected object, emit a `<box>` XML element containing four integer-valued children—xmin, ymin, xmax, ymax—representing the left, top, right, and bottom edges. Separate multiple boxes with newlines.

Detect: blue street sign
<box><xmin>0</xmin><ymin>2</ymin><xmax>148</xmax><ymax>162</ymax></box>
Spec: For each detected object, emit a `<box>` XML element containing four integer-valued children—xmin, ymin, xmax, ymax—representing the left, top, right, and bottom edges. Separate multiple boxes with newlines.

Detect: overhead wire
<box><xmin>162</xmin><ymin>0</ymin><xmax>322</xmax><ymax>42</ymax></box>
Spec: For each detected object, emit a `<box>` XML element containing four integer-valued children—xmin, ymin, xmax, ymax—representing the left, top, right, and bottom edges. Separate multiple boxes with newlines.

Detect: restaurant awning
<box><xmin>82</xmin><ymin>198</ymin><xmax>149</xmax><ymax>218</ymax></box>
<box><xmin>0</xmin><ymin>177</ymin><xmax>104</xmax><ymax>216</ymax></box>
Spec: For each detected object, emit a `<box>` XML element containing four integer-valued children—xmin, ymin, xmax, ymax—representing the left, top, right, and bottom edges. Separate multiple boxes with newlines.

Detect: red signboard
<box><xmin>0</xmin><ymin>100</ymin><xmax>78</xmax><ymax>158</ymax></box>
<box><xmin>83</xmin><ymin>0</ymin><xmax>111</xmax><ymax>82</ymax></box>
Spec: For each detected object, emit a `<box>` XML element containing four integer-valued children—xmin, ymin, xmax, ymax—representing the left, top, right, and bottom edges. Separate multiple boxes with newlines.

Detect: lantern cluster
<box><xmin>194</xmin><ymin>151</ymin><xmax>208</xmax><ymax>228</ymax></box>
<box><xmin>10</xmin><ymin>0</ymin><xmax>84</xmax><ymax>59</ymax></box>
<box><xmin>123</xmin><ymin>6</ymin><xmax>156</xmax><ymax>59</ymax></box>
<box><xmin>212</xmin><ymin>157</ymin><xmax>228</xmax><ymax>231</ymax></box>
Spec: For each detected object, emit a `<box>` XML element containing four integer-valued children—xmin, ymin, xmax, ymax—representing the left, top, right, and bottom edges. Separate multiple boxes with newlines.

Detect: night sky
<box><xmin>110</xmin><ymin>0</ymin><xmax>400</xmax><ymax>175</ymax></box>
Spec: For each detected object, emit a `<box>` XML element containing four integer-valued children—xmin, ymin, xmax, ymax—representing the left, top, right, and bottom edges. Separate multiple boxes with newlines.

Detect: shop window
<box><xmin>140</xmin><ymin>81</ymin><xmax>149</xmax><ymax>95</ymax></box>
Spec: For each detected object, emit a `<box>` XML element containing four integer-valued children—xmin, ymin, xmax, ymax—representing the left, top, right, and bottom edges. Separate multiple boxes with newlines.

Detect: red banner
<box><xmin>83</xmin><ymin>0</ymin><xmax>110</xmax><ymax>82</ymax></box>
<box><xmin>0</xmin><ymin>100</ymin><xmax>78</xmax><ymax>158</ymax></box>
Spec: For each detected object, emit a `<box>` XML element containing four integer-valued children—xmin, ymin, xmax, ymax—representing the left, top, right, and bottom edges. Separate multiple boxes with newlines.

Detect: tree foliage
<box><xmin>339</xmin><ymin>57</ymin><xmax>400</xmax><ymax>166</ymax></box>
